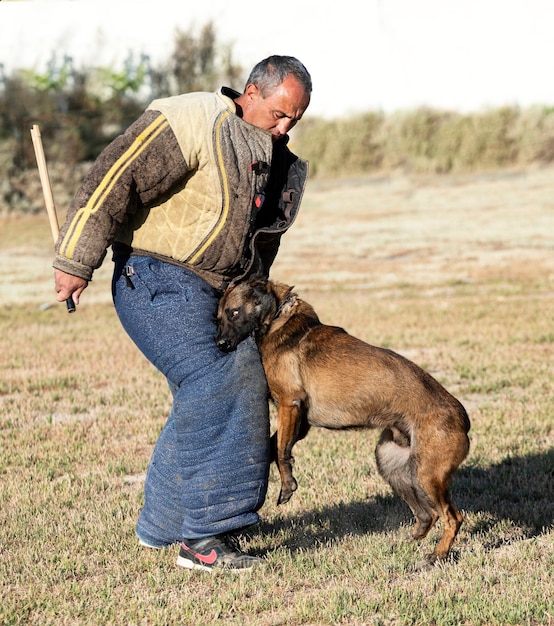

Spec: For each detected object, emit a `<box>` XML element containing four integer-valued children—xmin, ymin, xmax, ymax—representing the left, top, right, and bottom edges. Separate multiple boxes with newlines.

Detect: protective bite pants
<box><xmin>112</xmin><ymin>255</ymin><xmax>270</xmax><ymax>544</ymax></box>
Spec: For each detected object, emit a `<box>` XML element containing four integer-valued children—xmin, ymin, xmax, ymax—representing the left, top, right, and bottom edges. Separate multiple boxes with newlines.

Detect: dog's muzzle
<box><xmin>216</xmin><ymin>336</ymin><xmax>235</xmax><ymax>352</ymax></box>
<box><xmin>216</xmin><ymin>339</ymin><xmax>231</xmax><ymax>352</ymax></box>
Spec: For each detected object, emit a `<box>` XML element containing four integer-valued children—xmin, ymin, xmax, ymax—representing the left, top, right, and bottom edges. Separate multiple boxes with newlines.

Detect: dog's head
<box><xmin>216</xmin><ymin>279</ymin><xmax>293</xmax><ymax>352</ymax></box>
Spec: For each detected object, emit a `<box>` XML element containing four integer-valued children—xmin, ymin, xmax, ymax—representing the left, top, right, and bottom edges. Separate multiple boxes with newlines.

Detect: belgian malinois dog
<box><xmin>216</xmin><ymin>279</ymin><xmax>470</xmax><ymax>565</ymax></box>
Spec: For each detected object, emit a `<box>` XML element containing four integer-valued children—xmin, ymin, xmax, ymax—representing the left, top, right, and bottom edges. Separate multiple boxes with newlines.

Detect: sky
<box><xmin>1</xmin><ymin>0</ymin><xmax>554</xmax><ymax>119</ymax></box>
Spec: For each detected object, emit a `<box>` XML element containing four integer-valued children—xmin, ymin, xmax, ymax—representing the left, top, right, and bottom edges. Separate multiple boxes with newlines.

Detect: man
<box><xmin>53</xmin><ymin>55</ymin><xmax>312</xmax><ymax>572</ymax></box>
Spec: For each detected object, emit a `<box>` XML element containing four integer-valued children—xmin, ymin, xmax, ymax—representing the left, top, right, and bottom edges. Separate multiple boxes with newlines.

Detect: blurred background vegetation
<box><xmin>2</xmin><ymin>21</ymin><xmax>554</xmax><ymax>216</ymax></box>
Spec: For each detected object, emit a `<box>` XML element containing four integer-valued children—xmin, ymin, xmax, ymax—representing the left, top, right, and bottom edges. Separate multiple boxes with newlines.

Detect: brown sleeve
<box><xmin>53</xmin><ymin>110</ymin><xmax>188</xmax><ymax>280</ymax></box>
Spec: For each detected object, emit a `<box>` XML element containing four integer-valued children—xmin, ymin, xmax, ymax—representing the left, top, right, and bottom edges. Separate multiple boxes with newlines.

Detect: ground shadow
<box><xmin>256</xmin><ymin>448</ymin><xmax>554</xmax><ymax>555</ymax></box>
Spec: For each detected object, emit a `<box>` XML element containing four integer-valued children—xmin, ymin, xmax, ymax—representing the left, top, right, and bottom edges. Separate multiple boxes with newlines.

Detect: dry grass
<box><xmin>1</xmin><ymin>167</ymin><xmax>553</xmax><ymax>625</ymax></box>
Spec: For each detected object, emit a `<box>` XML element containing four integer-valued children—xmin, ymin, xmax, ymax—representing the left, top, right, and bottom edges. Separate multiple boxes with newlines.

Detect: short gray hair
<box><xmin>245</xmin><ymin>55</ymin><xmax>312</xmax><ymax>98</ymax></box>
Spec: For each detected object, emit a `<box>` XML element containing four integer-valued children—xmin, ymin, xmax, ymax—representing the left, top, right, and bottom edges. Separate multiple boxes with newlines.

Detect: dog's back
<box><xmin>262</xmin><ymin>297</ymin><xmax>469</xmax><ymax>434</ymax></box>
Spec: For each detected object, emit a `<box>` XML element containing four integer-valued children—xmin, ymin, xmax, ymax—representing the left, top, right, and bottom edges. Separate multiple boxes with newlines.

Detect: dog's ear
<box><xmin>251</xmin><ymin>280</ymin><xmax>270</xmax><ymax>303</ymax></box>
<box><xmin>251</xmin><ymin>280</ymin><xmax>279</xmax><ymax>320</ymax></box>
<box><xmin>247</xmin><ymin>274</ymin><xmax>269</xmax><ymax>291</ymax></box>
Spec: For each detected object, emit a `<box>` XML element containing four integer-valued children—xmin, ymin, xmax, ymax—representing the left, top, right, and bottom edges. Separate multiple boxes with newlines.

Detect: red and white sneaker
<box><xmin>176</xmin><ymin>533</ymin><xmax>262</xmax><ymax>572</ymax></box>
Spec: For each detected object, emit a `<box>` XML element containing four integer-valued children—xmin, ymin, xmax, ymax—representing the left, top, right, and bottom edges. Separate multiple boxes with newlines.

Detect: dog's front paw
<box><xmin>277</xmin><ymin>477</ymin><xmax>298</xmax><ymax>505</ymax></box>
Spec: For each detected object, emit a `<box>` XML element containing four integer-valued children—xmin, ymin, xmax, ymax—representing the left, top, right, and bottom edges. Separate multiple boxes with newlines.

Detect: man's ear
<box><xmin>244</xmin><ymin>83</ymin><xmax>260</xmax><ymax>101</ymax></box>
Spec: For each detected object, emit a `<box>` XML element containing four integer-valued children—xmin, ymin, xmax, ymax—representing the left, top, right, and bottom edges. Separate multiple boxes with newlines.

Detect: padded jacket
<box><xmin>53</xmin><ymin>87</ymin><xmax>308</xmax><ymax>291</ymax></box>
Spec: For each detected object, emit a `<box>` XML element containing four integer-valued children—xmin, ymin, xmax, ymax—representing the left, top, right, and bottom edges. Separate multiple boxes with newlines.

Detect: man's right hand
<box><xmin>54</xmin><ymin>269</ymin><xmax>88</xmax><ymax>306</ymax></box>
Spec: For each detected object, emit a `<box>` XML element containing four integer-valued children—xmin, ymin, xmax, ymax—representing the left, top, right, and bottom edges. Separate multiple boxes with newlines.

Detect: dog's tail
<box><xmin>375</xmin><ymin>428</ymin><xmax>436</xmax><ymax>531</ymax></box>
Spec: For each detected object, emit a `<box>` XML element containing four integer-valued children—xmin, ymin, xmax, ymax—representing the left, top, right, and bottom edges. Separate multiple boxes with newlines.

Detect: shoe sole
<box><xmin>176</xmin><ymin>554</ymin><xmax>214</xmax><ymax>572</ymax></box>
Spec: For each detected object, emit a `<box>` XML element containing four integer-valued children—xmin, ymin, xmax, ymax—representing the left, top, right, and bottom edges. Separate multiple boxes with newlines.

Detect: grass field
<box><xmin>1</xmin><ymin>167</ymin><xmax>553</xmax><ymax>625</ymax></box>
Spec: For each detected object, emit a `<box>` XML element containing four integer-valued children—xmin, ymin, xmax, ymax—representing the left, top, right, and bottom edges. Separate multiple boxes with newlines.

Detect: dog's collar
<box><xmin>274</xmin><ymin>287</ymin><xmax>297</xmax><ymax>320</ymax></box>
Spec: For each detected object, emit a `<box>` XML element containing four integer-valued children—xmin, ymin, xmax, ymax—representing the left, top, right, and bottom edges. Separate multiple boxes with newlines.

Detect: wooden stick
<box><xmin>30</xmin><ymin>124</ymin><xmax>60</xmax><ymax>243</ymax></box>
<box><xmin>30</xmin><ymin>124</ymin><xmax>76</xmax><ymax>312</ymax></box>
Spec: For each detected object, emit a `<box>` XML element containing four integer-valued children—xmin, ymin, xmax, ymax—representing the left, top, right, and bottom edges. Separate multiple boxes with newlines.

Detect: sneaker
<box><xmin>176</xmin><ymin>533</ymin><xmax>263</xmax><ymax>572</ymax></box>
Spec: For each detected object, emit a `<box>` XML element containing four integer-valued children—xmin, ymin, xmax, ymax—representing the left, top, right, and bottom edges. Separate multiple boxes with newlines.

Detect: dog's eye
<box><xmin>229</xmin><ymin>308</ymin><xmax>240</xmax><ymax>320</ymax></box>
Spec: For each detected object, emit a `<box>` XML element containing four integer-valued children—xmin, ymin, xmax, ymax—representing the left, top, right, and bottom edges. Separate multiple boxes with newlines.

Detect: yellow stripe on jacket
<box><xmin>59</xmin><ymin>115</ymin><xmax>169</xmax><ymax>259</ymax></box>
<box><xmin>188</xmin><ymin>111</ymin><xmax>230</xmax><ymax>264</ymax></box>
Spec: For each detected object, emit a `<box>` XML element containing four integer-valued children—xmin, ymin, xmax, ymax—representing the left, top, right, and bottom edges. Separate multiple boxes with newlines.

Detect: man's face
<box><xmin>239</xmin><ymin>75</ymin><xmax>310</xmax><ymax>142</ymax></box>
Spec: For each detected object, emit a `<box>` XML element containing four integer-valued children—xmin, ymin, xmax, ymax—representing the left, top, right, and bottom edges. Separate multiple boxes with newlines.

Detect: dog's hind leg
<box><xmin>375</xmin><ymin>428</ymin><xmax>439</xmax><ymax>540</ymax></box>
<box><xmin>432</xmin><ymin>495</ymin><xmax>463</xmax><ymax>563</ymax></box>
<box><xmin>415</xmin><ymin>464</ymin><xmax>464</xmax><ymax>564</ymax></box>
<box><xmin>415</xmin><ymin>417</ymin><xmax>470</xmax><ymax>564</ymax></box>
<box><xmin>413</xmin><ymin>445</ymin><xmax>468</xmax><ymax>563</ymax></box>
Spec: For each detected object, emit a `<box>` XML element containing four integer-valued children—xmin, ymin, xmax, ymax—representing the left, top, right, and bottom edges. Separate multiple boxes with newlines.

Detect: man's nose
<box><xmin>276</xmin><ymin>118</ymin><xmax>295</xmax><ymax>136</ymax></box>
